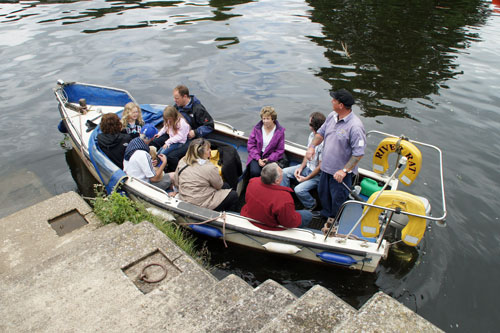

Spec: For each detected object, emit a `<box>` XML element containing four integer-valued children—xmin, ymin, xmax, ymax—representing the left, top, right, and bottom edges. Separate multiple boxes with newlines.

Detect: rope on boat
<box><xmin>178</xmin><ymin>212</ymin><xmax>228</xmax><ymax>248</ymax></box>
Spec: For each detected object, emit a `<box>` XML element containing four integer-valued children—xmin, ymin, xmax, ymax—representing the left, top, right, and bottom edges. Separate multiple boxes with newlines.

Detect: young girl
<box><xmin>157</xmin><ymin>106</ymin><xmax>190</xmax><ymax>157</ymax></box>
<box><xmin>121</xmin><ymin>102</ymin><xmax>144</xmax><ymax>138</ymax></box>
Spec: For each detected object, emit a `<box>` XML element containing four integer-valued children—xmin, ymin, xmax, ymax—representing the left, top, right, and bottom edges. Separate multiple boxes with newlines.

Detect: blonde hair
<box><xmin>260</xmin><ymin>106</ymin><xmax>277</xmax><ymax>121</ymax></box>
<box><xmin>184</xmin><ymin>138</ymin><xmax>210</xmax><ymax>166</ymax></box>
<box><xmin>121</xmin><ymin>102</ymin><xmax>144</xmax><ymax>128</ymax></box>
<box><xmin>163</xmin><ymin>106</ymin><xmax>182</xmax><ymax>136</ymax></box>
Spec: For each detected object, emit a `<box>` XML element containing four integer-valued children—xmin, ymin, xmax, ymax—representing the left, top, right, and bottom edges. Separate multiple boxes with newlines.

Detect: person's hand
<box><xmin>293</xmin><ymin>167</ymin><xmax>302</xmax><ymax>179</ymax></box>
<box><xmin>153</xmin><ymin>133</ymin><xmax>160</xmax><ymax>139</ymax></box>
<box><xmin>163</xmin><ymin>143</ymin><xmax>170</xmax><ymax>149</ymax></box>
<box><xmin>305</xmin><ymin>147</ymin><xmax>315</xmax><ymax>161</ymax></box>
<box><xmin>168</xmin><ymin>191</ymin><xmax>178</xmax><ymax>197</ymax></box>
<box><xmin>258</xmin><ymin>158</ymin><xmax>267</xmax><ymax>167</ymax></box>
<box><xmin>188</xmin><ymin>129</ymin><xmax>196</xmax><ymax>139</ymax></box>
<box><xmin>296</xmin><ymin>175</ymin><xmax>307</xmax><ymax>183</ymax></box>
<box><xmin>333</xmin><ymin>169</ymin><xmax>347</xmax><ymax>183</ymax></box>
<box><xmin>152</xmin><ymin>159</ymin><xmax>158</xmax><ymax>167</ymax></box>
<box><xmin>158</xmin><ymin>154</ymin><xmax>167</xmax><ymax>167</ymax></box>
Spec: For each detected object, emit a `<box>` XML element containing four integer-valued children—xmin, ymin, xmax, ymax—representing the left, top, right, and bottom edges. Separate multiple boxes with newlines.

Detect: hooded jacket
<box><xmin>246</xmin><ymin>120</ymin><xmax>285</xmax><ymax>166</ymax></box>
<box><xmin>97</xmin><ymin>132</ymin><xmax>131</xmax><ymax>169</ymax></box>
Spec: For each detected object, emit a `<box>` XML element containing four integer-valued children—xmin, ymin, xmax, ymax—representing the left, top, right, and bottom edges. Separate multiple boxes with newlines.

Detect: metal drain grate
<box><xmin>48</xmin><ymin>209</ymin><xmax>88</xmax><ymax>236</ymax></box>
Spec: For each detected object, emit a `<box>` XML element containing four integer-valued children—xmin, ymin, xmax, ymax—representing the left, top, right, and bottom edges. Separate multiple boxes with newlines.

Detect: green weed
<box><xmin>91</xmin><ymin>185</ymin><xmax>210</xmax><ymax>267</ymax></box>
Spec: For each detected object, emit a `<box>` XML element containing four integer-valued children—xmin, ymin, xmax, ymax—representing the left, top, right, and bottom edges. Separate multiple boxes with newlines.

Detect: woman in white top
<box><xmin>246</xmin><ymin>106</ymin><xmax>286</xmax><ymax>179</ymax></box>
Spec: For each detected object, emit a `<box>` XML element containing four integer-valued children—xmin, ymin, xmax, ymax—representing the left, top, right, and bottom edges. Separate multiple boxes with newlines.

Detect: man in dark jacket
<box><xmin>173</xmin><ymin>85</ymin><xmax>214</xmax><ymax>139</ymax></box>
<box><xmin>241</xmin><ymin>163</ymin><xmax>312</xmax><ymax>230</ymax></box>
<box><xmin>152</xmin><ymin>85</ymin><xmax>215</xmax><ymax>171</ymax></box>
<box><xmin>97</xmin><ymin>113</ymin><xmax>131</xmax><ymax>169</ymax></box>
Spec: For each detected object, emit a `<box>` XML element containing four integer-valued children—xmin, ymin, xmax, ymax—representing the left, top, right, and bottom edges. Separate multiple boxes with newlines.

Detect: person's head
<box><xmin>260</xmin><ymin>106</ymin><xmax>277</xmax><ymax>129</ymax></box>
<box><xmin>100</xmin><ymin>113</ymin><xmax>122</xmax><ymax>134</ymax></box>
<box><xmin>139</xmin><ymin>124</ymin><xmax>158</xmax><ymax>144</ymax></box>
<box><xmin>185</xmin><ymin>138</ymin><xmax>211</xmax><ymax>165</ymax></box>
<box><xmin>261</xmin><ymin>162</ymin><xmax>283</xmax><ymax>185</ymax></box>
<box><xmin>122</xmin><ymin>102</ymin><xmax>144</xmax><ymax>127</ymax></box>
<box><xmin>173</xmin><ymin>85</ymin><xmax>191</xmax><ymax>107</ymax></box>
<box><xmin>330</xmin><ymin>89</ymin><xmax>354</xmax><ymax>113</ymax></box>
<box><xmin>309</xmin><ymin>112</ymin><xmax>326</xmax><ymax>132</ymax></box>
<box><xmin>260</xmin><ymin>106</ymin><xmax>277</xmax><ymax>122</ymax></box>
<box><xmin>163</xmin><ymin>105</ymin><xmax>182</xmax><ymax>134</ymax></box>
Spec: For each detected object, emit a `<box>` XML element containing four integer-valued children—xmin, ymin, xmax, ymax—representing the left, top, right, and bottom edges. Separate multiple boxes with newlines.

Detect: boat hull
<box><xmin>54</xmin><ymin>80</ymin><xmax>411</xmax><ymax>273</ymax></box>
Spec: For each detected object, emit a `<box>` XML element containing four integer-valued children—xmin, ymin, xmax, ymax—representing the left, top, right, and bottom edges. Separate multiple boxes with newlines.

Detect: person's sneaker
<box><xmin>306</xmin><ymin>201</ymin><xmax>317</xmax><ymax>211</ymax></box>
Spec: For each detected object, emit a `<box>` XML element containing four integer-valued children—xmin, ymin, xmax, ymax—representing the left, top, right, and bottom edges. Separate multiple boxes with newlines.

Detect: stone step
<box><xmin>0</xmin><ymin>221</ymin><xmax>212</xmax><ymax>333</ymax></box>
<box><xmin>259</xmin><ymin>284</ymin><xmax>357</xmax><ymax>333</ymax></box>
<box><xmin>0</xmin><ymin>191</ymin><xmax>97</xmax><ymax>275</ymax></box>
<box><xmin>156</xmin><ymin>273</ymin><xmax>255</xmax><ymax>332</ymax></box>
<box><xmin>333</xmin><ymin>291</ymin><xmax>443</xmax><ymax>332</ymax></box>
<box><xmin>198</xmin><ymin>279</ymin><xmax>298</xmax><ymax>333</ymax></box>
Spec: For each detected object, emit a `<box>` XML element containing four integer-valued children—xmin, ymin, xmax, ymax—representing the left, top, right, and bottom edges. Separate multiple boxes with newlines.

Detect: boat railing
<box><xmin>325</xmin><ymin>198</ymin><xmax>434</xmax><ymax>245</ymax></box>
<box><xmin>365</xmin><ymin>130</ymin><xmax>447</xmax><ymax>226</ymax></box>
<box><xmin>225</xmin><ymin>212</ymin><xmax>317</xmax><ymax>238</ymax></box>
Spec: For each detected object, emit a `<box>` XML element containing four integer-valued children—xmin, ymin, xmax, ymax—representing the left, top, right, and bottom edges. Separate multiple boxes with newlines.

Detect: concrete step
<box><xmin>157</xmin><ymin>273</ymin><xmax>254</xmax><ymax>332</ymax></box>
<box><xmin>0</xmin><ymin>191</ymin><xmax>97</xmax><ymax>275</ymax></box>
<box><xmin>260</xmin><ymin>284</ymin><xmax>356</xmax><ymax>333</ymax></box>
<box><xmin>199</xmin><ymin>279</ymin><xmax>298</xmax><ymax>333</ymax></box>
<box><xmin>0</xmin><ymin>221</ymin><xmax>211</xmax><ymax>333</ymax></box>
<box><xmin>333</xmin><ymin>291</ymin><xmax>443</xmax><ymax>332</ymax></box>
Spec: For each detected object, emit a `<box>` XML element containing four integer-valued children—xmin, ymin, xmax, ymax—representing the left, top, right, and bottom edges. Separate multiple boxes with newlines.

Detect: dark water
<box><xmin>2</xmin><ymin>1</ymin><xmax>500</xmax><ymax>331</ymax></box>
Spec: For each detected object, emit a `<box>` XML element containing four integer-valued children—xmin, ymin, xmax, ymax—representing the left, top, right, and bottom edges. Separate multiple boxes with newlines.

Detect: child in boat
<box><xmin>121</xmin><ymin>102</ymin><xmax>144</xmax><ymax>139</ymax></box>
<box><xmin>156</xmin><ymin>106</ymin><xmax>191</xmax><ymax>159</ymax></box>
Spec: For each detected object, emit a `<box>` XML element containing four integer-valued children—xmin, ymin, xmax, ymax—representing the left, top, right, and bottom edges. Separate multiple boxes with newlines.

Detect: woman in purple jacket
<box><xmin>246</xmin><ymin>106</ymin><xmax>286</xmax><ymax>178</ymax></box>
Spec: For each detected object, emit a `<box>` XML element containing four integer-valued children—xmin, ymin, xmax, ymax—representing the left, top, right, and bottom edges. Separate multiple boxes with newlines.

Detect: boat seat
<box><xmin>336</xmin><ymin>201</ymin><xmax>377</xmax><ymax>243</ymax></box>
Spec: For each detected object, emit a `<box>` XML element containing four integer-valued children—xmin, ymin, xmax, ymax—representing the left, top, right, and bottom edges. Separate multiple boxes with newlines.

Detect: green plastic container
<box><xmin>360</xmin><ymin>178</ymin><xmax>383</xmax><ymax>197</ymax></box>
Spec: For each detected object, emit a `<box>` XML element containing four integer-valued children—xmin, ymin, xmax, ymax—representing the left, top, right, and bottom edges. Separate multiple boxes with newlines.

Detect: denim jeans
<box><xmin>281</xmin><ymin>165</ymin><xmax>320</xmax><ymax>209</ymax></box>
<box><xmin>297</xmin><ymin>209</ymin><xmax>313</xmax><ymax>228</ymax></box>
<box><xmin>157</xmin><ymin>142</ymin><xmax>184</xmax><ymax>156</ymax></box>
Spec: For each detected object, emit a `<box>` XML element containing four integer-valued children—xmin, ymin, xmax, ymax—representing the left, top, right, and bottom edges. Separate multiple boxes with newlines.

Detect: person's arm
<box><xmin>305</xmin><ymin>133</ymin><xmax>324</xmax><ymax>160</ymax></box>
<box><xmin>333</xmin><ymin>155</ymin><xmax>363</xmax><ymax>183</ymax></box>
<box><xmin>192</xmin><ymin>104</ymin><xmax>214</xmax><ymax>138</ymax></box>
<box><xmin>157</xmin><ymin>125</ymin><xmax>167</xmax><ymax>137</ymax></box>
<box><xmin>297</xmin><ymin>161</ymin><xmax>321</xmax><ymax>182</ymax></box>
<box><xmin>165</xmin><ymin>118</ymin><xmax>190</xmax><ymax>146</ymax></box>
<box><xmin>150</xmin><ymin>154</ymin><xmax>167</xmax><ymax>182</ymax></box>
<box><xmin>247</xmin><ymin>127</ymin><xmax>262</xmax><ymax>162</ymax></box>
<box><xmin>276</xmin><ymin>199</ymin><xmax>302</xmax><ymax>228</ymax></box>
<box><xmin>294</xmin><ymin>157</ymin><xmax>307</xmax><ymax>179</ymax></box>
<box><xmin>206</xmin><ymin>164</ymin><xmax>224</xmax><ymax>190</ymax></box>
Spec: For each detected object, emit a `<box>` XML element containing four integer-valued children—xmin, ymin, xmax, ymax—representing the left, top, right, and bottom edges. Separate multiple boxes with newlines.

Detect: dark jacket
<box><xmin>97</xmin><ymin>133</ymin><xmax>131</xmax><ymax>169</ymax></box>
<box><xmin>175</xmin><ymin>95</ymin><xmax>214</xmax><ymax>137</ymax></box>
<box><xmin>241</xmin><ymin>177</ymin><xmax>301</xmax><ymax>230</ymax></box>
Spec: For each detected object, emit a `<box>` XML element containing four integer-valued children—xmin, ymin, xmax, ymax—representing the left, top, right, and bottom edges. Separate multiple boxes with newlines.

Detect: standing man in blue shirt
<box><xmin>305</xmin><ymin>89</ymin><xmax>366</xmax><ymax>220</ymax></box>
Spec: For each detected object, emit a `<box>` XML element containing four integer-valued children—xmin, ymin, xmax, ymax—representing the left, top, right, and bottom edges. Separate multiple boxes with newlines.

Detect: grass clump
<box><xmin>91</xmin><ymin>186</ymin><xmax>210</xmax><ymax>266</ymax></box>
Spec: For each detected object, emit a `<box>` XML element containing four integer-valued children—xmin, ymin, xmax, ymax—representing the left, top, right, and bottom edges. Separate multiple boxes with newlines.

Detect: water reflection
<box><xmin>306</xmin><ymin>0</ymin><xmax>491</xmax><ymax>119</ymax></box>
<box><xmin>65</xmin><ymin>147</ymin><xmax>99</xmax><ymax>200</ymax></box>
<box><xmin>2</xmin><ymin>0</ymin><xmax>252</xmax><ymax>32</ymax></box>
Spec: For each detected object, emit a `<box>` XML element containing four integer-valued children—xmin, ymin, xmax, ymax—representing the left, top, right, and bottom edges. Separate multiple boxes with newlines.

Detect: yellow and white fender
<box><xmin>372</xmin><ymin>137</ymin><xmax>422</xmax><ymax>186</ymax></box>
<box><xmin>361</xmin><ymin>190</ymin><xmax>427</xmax><ymax>246</ymax></box>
